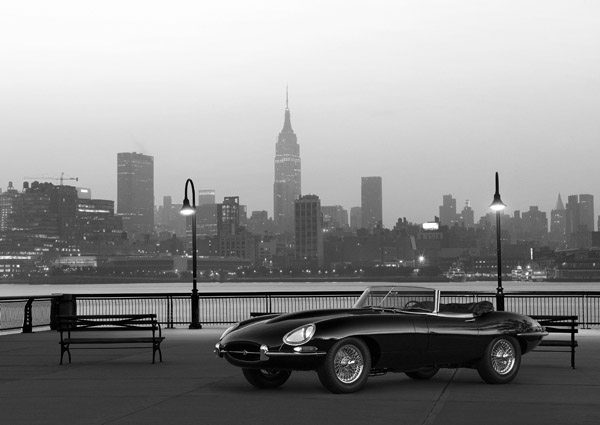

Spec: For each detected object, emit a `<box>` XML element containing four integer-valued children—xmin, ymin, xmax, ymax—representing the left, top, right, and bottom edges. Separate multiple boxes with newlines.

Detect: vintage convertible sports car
<box><xmin>215</xmin><ymin>286</ymin><xmax>546</xmax><ymax>393</ymax></box>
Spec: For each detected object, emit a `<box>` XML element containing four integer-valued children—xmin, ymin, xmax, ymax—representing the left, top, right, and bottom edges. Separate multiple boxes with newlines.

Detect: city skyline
<box><xmin>2</xmin><ymin>1</ymin><xmax>599</xmax><ymax>227</ymax></box>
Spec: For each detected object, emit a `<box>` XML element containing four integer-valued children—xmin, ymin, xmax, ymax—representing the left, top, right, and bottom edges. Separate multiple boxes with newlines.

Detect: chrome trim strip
<box><xmin>216</xmin><ymin>345</ymin><xmax>326</xmax><ymax>360</ymax></box>
<box><xmin>266</xmin><ymin>351</ymin><xmax>327</xmax><ymax>357</ymax></box>
<box><xmin>517</xmin><ymin>331</ymin><xmax>549</xmax><ymax>337</ymax></box>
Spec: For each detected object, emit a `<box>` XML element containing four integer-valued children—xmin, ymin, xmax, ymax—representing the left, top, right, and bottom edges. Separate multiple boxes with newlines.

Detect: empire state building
<box><xmin>273</xmin><ymin>91</ymin><xmax>301</xmax><ymax>234</ymax></box>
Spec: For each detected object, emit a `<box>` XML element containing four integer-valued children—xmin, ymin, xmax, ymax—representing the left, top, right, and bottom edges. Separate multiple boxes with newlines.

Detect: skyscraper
<box><xmin>550</xmin><ymin>194</ymin><xmax>566</xmax><ymax>247</ymax></box>
<box><xmin>565</xmin><ymin>195</ymin><xmax>579</xmax><ymax>237</ymax></box>
<box><xmin>350</xmin><ymin>207</ymin><xmax>362</xmax><ymax>230</ymax></box>
<box><xmin>217</xmin><ymin>196</ymin><xmax>240</xmax><ymax>237</ymax></box>
<box><xmin>295</xmin><ymin>195</ymin><xmax>323</xmax><ymax>267</ymax></box>
<box><xmin>0</xmin><ymin>182</ymin><xmax>19</xmax><ymax>231</ymax></box>
<box><xmin>566</xmin><ymin>194</ymin><xmax>595</xmax><ymax>234</ymax></box>
<box><xmin>459</xmin><ymin>200</ymin><xmax>475</xmax><ymax>228</ymax></box>
<box><xmin>439</xmin><ymin>194</ymin><xmax>458</xmax><ymax>227</ymax></box>
<box><xmin>117</xmin><ymin>152</ymin><xmax>154</xmax><ymax>237</ymax></box>
<box><xmin>579</xmin><ymin>194</ymin><xmax>594</xmax><ymax>232</ymax></box>
<box><xmin>361</xmin><ymin>176</ymin><xmax>382</xmax><ymax>230</ymax></box>
<box><xmin>273</xmin><ymin>89</ymin><xmax>301</xmax><ymax>235</ymax></box>
<box><xmin>197</xmin><ymin>190</ymin><xmax>216</xmax><ymax>206</ymax></box>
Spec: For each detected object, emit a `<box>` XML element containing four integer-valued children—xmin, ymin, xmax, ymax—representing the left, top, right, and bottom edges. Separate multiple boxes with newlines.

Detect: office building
<box><xmin>0</xmin><ymin>182</ymin><xmax>19</xmax><ymax>231</ymax></box>
<box><xmin>198</xmin><ymin>190</ymin><xmax>216</xmax><ymax>206</ymax></box>
<box><xmin>361</xmin><ymin>176</ymin><xmax>382</xmax><ymax>230</ymax></box>
<box><xmin>273</xmin><ymin>90</ymin><xmax>301</xmax><ymax>234</ymax></box>
<box><xmin>77</xmin><ymin>198</ymin><xmax>123</xmax><ymax>245</ymax></box>
<box><xmin>217</xmin><ymin>196</ymin><xmax>240</xmax><ymax>237</ymax></box>
<box><xmin>196</xmin><ymin>204</ymin><xmax>218</xmax><ymax>237</ymax></box>
<box><xmin>565</xmin><ymin>194</ymin><xmax>595</xmax><ymax>248</ymax></box>
<box><xmin>521</xmin><ymin>206</ymin><xmax>548</xmax><ymax>242</ymax></box>
<box><xmin>295</xmin><ymin>195</ymin><xmax>323</xmax><ymax>267</ymax></box>
<box><xmin>549</xmin><ymin>194</ymin><xmax>566</xmax><ymax>247</ymax></box>
<box><xmin>321</xmin><ymin>205</ymin><xmax>349</xmax><ymax>230</ymax></box>
<box><xmin>439</xmin><ymin>194</ymin><xmax>459</xmax><ymax>227</ymax></box>
<box><xmin>459</xmin><ymin>200</ymin><xmax>475</xmax><ymax>228</ymax></box>
<box><xmin>579</xmin><ymin>194</ymin><xmax>594</xmax><ymax>232</ymax></box>
<box><xmin>156</xmin><ymin>196</ymin><xmax>186</xmax><ymax>237</ymax></box>
<box><xmin>246</xmin><ymin>210</ymin><xmax>275</xmax><ymax>235</ymax></box>
<box><xmin>117</xmin><ymin>152</ymin><xmax>154</xmax><ymax>238</ymax></box>
<box><xmin>566</xmin><ymin>194</ymin><xmax>595</xmax><ymax>234</ymax></box>
<box><xmin>350</xmin><ymin>207</ymin><xmax>362</xmax><ymax>230</ymax></box>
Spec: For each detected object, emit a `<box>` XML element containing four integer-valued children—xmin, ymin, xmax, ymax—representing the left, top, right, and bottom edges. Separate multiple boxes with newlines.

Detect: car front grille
<box><xmin>224</xmin><ymin>342</ymin><xmax>262</xmax><ymax>362</ymax></box>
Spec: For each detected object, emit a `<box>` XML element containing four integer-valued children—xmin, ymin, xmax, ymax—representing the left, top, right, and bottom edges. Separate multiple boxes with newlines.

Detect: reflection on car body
<box><xmin>215</xmin><ymin>286</ymin><xmax>546</xmax><ymax>393</ymax></box>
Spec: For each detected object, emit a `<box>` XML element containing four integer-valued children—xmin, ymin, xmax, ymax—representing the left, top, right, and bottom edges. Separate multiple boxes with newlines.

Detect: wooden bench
<box><xmin>57</xmin><ymin>314</ymin><xmax>165</xmax><ymax>365</ymax></box>
<box><xmin>530</xmin><ymin>315</ymin><xmax>578</xmax><ymax>369</ymax></box>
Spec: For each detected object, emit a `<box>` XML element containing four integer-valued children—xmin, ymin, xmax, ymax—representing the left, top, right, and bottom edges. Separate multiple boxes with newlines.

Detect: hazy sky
<box><xmin>2</xmin><ymin>1</ymin><xmax>599</xmax><ymax>227</ymax></box>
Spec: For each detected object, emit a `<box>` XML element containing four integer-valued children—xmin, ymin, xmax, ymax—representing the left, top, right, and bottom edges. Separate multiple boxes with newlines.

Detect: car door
<box><xmin>367</xmin><ymin>313</ymin><xmax>426</xmax><ymax>370</ymax></box>
<box><xmin>424</xmin><ymin>314</ymin><xmax>481</xmax><ymax>365</ymax></box>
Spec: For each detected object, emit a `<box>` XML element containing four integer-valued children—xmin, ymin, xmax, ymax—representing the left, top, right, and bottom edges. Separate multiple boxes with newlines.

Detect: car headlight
<box><xmin>219</xmin><ymin>324</ymin><xmax>238</xmax><ymax>340</ymax></box>
<box><xmin>283</xmin><ymin>324</ymin><xmax>316</xmax><ymax>346</ymax></box>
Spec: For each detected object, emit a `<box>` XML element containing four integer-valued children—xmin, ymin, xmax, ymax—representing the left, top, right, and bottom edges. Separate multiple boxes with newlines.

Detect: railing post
<box><xmin>581</xmin><ymin>294</ymin><xmax>588</xmax><ymax>329</ymax></box>
<box><xmin>22</xmin><ymin>298</ymin><xmax>33</xmax><ymax>333</ymax></box>
<box><xmin>167</xmin><ymin>295</ymin><xmax>174</xmax><ymax>329</ymax></box>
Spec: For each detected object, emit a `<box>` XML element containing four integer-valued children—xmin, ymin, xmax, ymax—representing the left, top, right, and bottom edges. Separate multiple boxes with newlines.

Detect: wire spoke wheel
<box><xmin>491</xmin><ymin>339</ymin><xmax>516</xmax><ymax>375</ymax></box>
<box><xmin>333</xmin><ymin>345</ymin><xmax>364</xmax><ymax>384</ymax></box>
<box><xmin>477</xmin><ymin>336</ymin><xmax>521</xmax><ymax>384</ymax></box>
<box><xmin>318</xmin><ymin>337</ymin><xmax>371</xmax><ymax>393</ymax></box>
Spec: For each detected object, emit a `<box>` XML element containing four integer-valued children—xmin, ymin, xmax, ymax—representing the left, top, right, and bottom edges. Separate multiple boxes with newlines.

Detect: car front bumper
<box><xmin>215</xmin><ymin>342</ymin><xmax>327</xmax><ymax>361</ymax></box>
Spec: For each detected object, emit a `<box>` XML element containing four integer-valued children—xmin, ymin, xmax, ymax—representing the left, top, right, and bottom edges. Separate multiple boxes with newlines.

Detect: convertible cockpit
<box><xmin>355</xmin><ymin>286</ymin><xmax>494</xmax><ymax>317</ymax></box>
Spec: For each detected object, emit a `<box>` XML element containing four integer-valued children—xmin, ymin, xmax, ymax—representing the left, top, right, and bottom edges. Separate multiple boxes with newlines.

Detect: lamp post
<box><xmin>180</xmin><ymin>178</ymin><xmax>202</xmax><ymax>329</ymax></box>
<box><xmin>490</xmin><ymin>172</ymin><xmax>507</xmax><ymax>311</ymax></box>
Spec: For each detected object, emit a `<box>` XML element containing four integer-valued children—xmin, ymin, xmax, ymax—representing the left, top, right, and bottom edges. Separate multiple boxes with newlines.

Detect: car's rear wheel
<box><xmin>317</xmin><ymin>337</ymin><xmax>371</xmax><ymax>393</ymax></box>
<box><xmin>405</xmin><ymin>366</ymin><xmax>440</xmax><ymax>380</ymax></box>
<box><xmin>242</xmin><ymin>368</ymin><xmax>291</xmax><ymax>389</ymax></box>
<box><xmin>477</xmin><ymin>336</ymin><xmax>521</xmax><ymax>384</ymax></box>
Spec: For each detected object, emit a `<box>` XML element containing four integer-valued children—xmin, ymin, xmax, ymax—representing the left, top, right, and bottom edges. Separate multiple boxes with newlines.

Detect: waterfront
<box><xmin>2</xmin><ymin>279</ymin><xmax>600</xmax><ymax>297</ymax></box>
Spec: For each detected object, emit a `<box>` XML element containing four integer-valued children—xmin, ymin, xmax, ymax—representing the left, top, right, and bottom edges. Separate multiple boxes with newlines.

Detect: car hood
<box><xmin>220</xmin><ymin>308</ymin><xmax>371</xmax><ymax>347</ymax></box>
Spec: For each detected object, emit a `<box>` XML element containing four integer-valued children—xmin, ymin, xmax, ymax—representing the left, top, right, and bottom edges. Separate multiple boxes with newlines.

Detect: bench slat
<box><xmin>539</xmin><ymin>340</ymin><xmax>578</xmax><ymax>347</ymax></box>
<box><xmin>63</xmin><ymin>337</ymin><xmax>164</xmax><ymax>344</ymax></box>
<box><xmin>542</xmin><ymin>327</ymin><xmax>578</xmax><ymax>334</ymax></box>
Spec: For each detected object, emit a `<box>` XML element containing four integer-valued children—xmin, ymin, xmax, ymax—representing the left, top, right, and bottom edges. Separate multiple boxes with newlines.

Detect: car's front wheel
<box><xmin>242</xmin><ymin>368</ymin><xmax>291</xmax><ymax>389</ymax></box>
<box><xmin>317</xmin><ymin>337</ymin><xmax>371</xmax><ymax>393</ymax></box>
<box><xmin>405</xmin><ymin>366</ymin><xmax>440</xmax><ymax>380</ymax></box>
<box><xmin>477</xmin><ymin>336</ymin><xmax>521</xmax><ymax>384</ymax></box>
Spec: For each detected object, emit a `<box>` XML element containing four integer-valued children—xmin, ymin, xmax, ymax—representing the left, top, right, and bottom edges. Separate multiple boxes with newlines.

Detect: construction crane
<box><xmin>24</xmin><ymin>172</ymin><xmax>79</xmax><ymax>186</ymax></box>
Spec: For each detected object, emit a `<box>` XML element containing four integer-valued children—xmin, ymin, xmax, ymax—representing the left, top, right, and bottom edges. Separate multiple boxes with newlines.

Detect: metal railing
<box><xmin>2</xmin><ymin>290</ymin><xmax>600</xmax><ymax>333</ymax></box>
<box><xmin>0</xmin><ymin>297</ymin><xmax>54</xmax><ymax>332</ymax></box>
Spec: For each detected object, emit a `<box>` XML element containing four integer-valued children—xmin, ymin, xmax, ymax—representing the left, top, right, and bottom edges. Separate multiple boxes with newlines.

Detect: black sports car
<box><xmin>215</xmin><ymin>286</ymin><xmax>546</xmax><ymax>393</ymax></box>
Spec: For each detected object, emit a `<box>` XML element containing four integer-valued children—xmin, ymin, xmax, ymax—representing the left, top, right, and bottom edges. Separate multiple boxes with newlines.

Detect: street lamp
<box><xmin>181</xmin><ymin>178</ymin><xmax>202</xmax><ymax>329</ymax></box>
<box><xmin>490</xmin><ymin>172</ymin><xmax>507</xmax><ymax>311</ymax></box>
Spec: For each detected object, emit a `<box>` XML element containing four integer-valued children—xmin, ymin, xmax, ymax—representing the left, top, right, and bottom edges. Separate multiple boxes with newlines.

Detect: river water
<box><xmin>2</xmin><ymin>279</ymin><xmax>600</xmax><ymax>297</ymax></box>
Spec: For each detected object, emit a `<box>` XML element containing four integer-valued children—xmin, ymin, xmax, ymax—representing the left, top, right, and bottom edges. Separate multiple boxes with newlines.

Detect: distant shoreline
<box><xmin>2</xmin><ymin>275</ymin><xmax>600</xmax><ymax>285</ymax></box>
<box><xmin>2</xmin><ymin>275</ymin><xmax>449</xmax><ymax>285</ymax></box>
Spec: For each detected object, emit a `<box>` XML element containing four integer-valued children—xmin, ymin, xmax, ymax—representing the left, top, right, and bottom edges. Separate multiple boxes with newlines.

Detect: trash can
<box><xmin>50</xmin><ymin>294</ymin><xmax>77</xmax><ymax>330</ymax></box>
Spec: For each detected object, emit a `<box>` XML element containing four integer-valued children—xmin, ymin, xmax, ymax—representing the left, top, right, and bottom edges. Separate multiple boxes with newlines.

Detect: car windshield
<box><xmin>353</xmin><ymin>286</ymin><xmax>438</xmax><ymax>313</ymax></box>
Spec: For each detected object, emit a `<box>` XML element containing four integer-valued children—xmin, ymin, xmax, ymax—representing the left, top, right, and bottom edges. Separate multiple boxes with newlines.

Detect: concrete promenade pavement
<box><xmin>1</xmin><ymin>327</ymin><xmax>599</xmax><ymax>425</ymax></box>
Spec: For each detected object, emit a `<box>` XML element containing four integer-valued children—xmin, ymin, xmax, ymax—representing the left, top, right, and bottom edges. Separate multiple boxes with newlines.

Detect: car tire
<box><xmin>405</xmin><ymin>366</ymin><xmax>440</xmax><ymax>380</ymax></box>
<box><xmin>242</xmin><ymin>368</ymin><xmax>291</xmax><ymax>389</ymax></box>
<box><xmin>317</xmin><ymin>337</ymin><xmax>371</xmax><ymax>394</ymax></box>
<box><xmin>477</xmin><ymin>336</ymin><xmax>521</xmax><ymax>384</ymax></box>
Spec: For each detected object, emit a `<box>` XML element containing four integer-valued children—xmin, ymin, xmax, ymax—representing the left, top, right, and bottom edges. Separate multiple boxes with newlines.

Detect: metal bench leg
<box><xmin>152</xmin><ymin>343</ymin><xmax>163</xmax><ymax>363</ymax></box>
<box><xmin>60</xmin><ymin>344</ymin><xmax>71</xmax><ymax>365</ymax></box>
